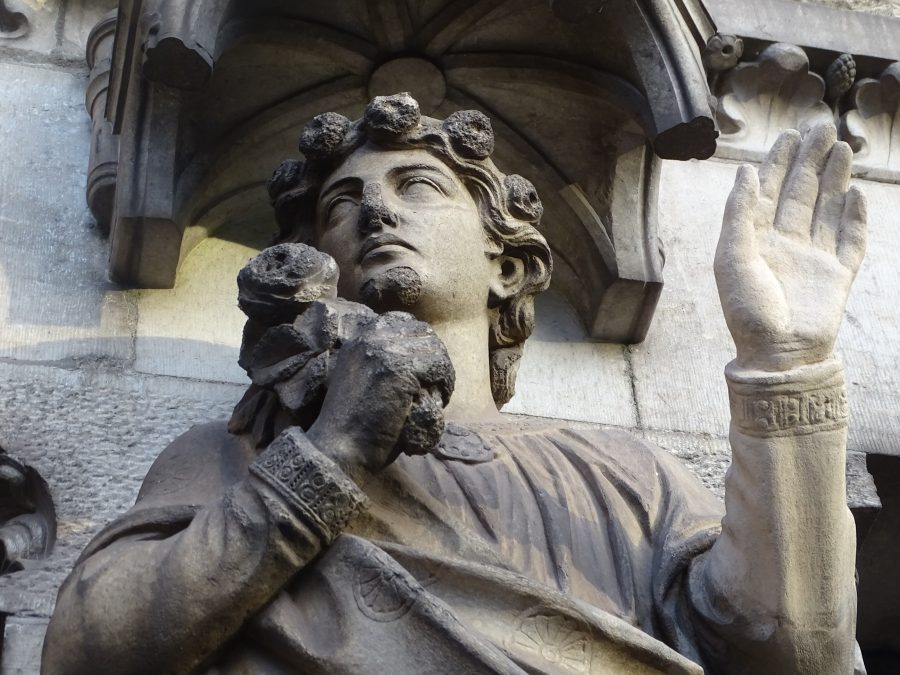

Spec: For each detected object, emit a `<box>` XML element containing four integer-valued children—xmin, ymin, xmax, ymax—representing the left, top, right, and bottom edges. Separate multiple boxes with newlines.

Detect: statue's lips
<box><xmin>357</xmin><ymin>235</ymin><xmax>417</xmax><ymax>263</ymax></box>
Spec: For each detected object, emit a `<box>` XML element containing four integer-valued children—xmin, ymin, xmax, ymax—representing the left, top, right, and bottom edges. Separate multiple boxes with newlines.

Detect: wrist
<box><xmin>250</xmin><ymin>427</ymin><xmax>368</xmax><ymax>544</ymax></box>
<box><xmin>306</xmin><ymin>420</ymin><xmax>367</xmax><ymax>477</ymax></box>
<box><xmin>734</xmin><ymin>347</ymin><xmax>834</xmax><ymax>373</ymax></box>
<box><xmin>726</xmin><ymin>358</ymin><xmax>848</xmax><ymax>437</ymax></box>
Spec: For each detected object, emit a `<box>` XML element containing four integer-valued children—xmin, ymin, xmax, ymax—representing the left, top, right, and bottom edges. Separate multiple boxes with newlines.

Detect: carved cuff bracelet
<box><xmin>250</xmin><ymin>427</ymin><xmax>368</xmax><ymax>544</ymax></box>
<box><xmin>726</xmin><ymin>358</ymin><xmax>848</xmax><ymax>438</ymax></box>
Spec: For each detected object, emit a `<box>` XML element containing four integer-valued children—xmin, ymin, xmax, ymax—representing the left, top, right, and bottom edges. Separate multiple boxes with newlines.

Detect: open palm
<box><xmin>715</xmin><ymin>125</ymin><xmax>867</xmax><ymax>372</ymax></box>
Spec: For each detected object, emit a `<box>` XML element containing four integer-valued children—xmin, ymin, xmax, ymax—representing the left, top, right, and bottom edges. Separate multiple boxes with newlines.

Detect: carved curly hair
<box><xmin>266</xmin><ymin>93</ymin><xmax>552</xmax><ymax>406</ymax></box>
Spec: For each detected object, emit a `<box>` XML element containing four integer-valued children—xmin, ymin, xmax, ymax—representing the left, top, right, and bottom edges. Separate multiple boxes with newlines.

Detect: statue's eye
<box><xmin>325</xmin><ymin>195</ymin><xmax>358</xmax><ymax>226</ymax></box>
<box><xmin>400</xmin><ymin>176</ymin><xmax>444</xmax><ymax>199</ymax></box>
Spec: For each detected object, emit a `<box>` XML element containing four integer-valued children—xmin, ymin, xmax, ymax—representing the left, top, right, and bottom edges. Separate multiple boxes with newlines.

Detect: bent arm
<box><xmin>696</xmin><ymin>124</ymin><xmax>865</xmax><ymax>673</ymax></box>
<box><xmin>42</xmin><ymin>428</ymin><xmax>367</xmax><ymax>675</ymax></box>
<box><xmin>691</xmin><ymin>359</ymin><xmax>856</xmax><ymax>673</ymax></box>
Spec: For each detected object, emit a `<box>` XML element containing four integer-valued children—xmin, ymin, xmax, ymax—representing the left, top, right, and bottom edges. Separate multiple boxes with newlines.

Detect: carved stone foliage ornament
<box><xmin>85</xmin><ymin>0</ymin><xmax>720</xmax><ymax>343</ymax></box>
<box><xmin>714</xmin><ymin>43</ymin><xmax>833</xmax><ymax>158</ymax></box>
<box><xmin>825</xmin><ymin>53</ymin><xmax>857</xmax><ymax>103</ymax></box>
<box><xmin>702</xmin><ymin>32</ymin><xmax>744</xmax><ymax>93</ymax></box>
<box><xmin>0</xmin><ymin>0</ymin><xmax>28</xmax><ymax>39</ymax></box>
<box><xmin>708</xmin><ymin>36</ymin><xmax>900</xmax><ymax>184</ymax></box>
<box><xmin>840</xmin><ymin>62</ymin><xmax>900</xmax><ymax>181</ymax></box>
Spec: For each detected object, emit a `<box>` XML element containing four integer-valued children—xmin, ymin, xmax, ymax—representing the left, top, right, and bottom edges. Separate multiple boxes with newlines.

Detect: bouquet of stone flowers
<box><xmin>228</xmin><ymin>243</ymin><xmax>447</xmax><ymax>460</ymax></box>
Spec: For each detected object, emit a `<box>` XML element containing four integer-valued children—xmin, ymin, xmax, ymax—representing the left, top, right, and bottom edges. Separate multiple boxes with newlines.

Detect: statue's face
<box><xmin>315</xmin><ymin>143</ymin><xmax>497</xmax><ymax>324</ymax></box>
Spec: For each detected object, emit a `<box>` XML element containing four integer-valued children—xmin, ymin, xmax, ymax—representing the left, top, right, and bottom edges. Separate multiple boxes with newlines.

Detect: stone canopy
<box><xmin>86</xmin><ymin>0</ymin><xmax>720</xmax><ymax>343</ymax></box>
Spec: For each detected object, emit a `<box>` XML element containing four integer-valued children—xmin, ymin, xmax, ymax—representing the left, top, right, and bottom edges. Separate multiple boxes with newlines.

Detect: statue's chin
<box><xmin>359</xmin><ymin>266</ymin><xmax>424</xmax><ymax>313</ymax></box>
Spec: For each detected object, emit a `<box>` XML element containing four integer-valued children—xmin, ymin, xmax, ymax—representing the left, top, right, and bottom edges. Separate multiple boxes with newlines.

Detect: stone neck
<box><xmin>428</xmin><ymin>314</ymin><xmax>503</xmax><ymax>423</ymax></box>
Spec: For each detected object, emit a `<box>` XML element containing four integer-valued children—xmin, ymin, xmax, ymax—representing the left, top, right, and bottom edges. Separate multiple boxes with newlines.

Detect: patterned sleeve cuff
<box><xmin>249</xmin><ymin>427</ymin><xmax>368</xmax><ymax>544</ymax></box>
<box><xmin>725</xmin><ymin>358</ymin><xmax>848</xmax><ymax>438</ymax></box>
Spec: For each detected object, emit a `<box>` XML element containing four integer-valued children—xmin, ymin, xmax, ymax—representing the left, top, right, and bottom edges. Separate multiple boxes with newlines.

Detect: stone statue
<box><xmin>42</xmin><ymin>94</ymin><xmax>867</xmax><ymax>674</ymax></box>
<box><xmin>0</xmin><ymin>448</ymin><xmax>55</xmax><ymax>575</ymax></box>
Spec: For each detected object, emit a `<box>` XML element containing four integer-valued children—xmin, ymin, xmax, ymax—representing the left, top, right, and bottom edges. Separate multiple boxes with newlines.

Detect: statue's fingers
<box><xmin>837</xmin><ymin>186</ymin><xmax>867</xmax><ymax>272</ymax></box>
<box><xmin>396</xmin><ymin>389</ymin><xmax>445</xmax><ymax>457</ymax></box>
<box><xmin>716</xmin><ymin>164</ymin><xmax>759</xmax><ymax>274</ymax></box>
<box><xmin>812</xmin><ymin>141</ymin><xmax>852</xmax><ymax>253</ymax></box>
<box><xmin>405</xmin><ymin>333</ymin><xmax>456</xmax><ymax>406</ymax></box>
<box><xmin>758</xmin><ymin>129</ymin><xmax>800</xmax><ymax>226</ymax></box>
<box><xmin>774</xmin><ymin>124</ymin><xmax>837</xmax><ymax>240</ymax></box>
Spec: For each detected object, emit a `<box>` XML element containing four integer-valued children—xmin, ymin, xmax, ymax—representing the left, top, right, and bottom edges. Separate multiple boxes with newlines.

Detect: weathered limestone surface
<box><xmin>795</xmin><ymin>0</ymin><xmax>900</xmax><ymax>17</ymax></box>
<box><xmin>504</xmin><ymin>291</ymin><xmax>638</xmax><ymax>428</ymax></box>
<box><xmin>0</xmin><ymin>60</ymin><xmax>133</xmax><ymax>366</ymax></box>
<box><xmin>133</xmin><ymin>233</ymin><xmax>264</xmax><ymax>384</ymax></box>
<box><xmin>0</xmin><ymin>0</ymin><xmax>62</xmax><ymax>57</ymax></box>
<box><xmin>58</xmin><ymin>0</ymin><xmax>117</xmax><ymax>61</ymax></box>
<box><xmin>0</xmin><ymin>363</ymin><xmax>242</xmax><ymax>614</ymax></box>
<box><xmin>0</xmin><ymin>0</ymin><xmax>116</xmax><ymax>62</ymax></box>
<box><xmin>2</xmin><ymin>617</ymin><xmax>47</xmax><ymax>675</ymax></box>
<box><xmin>706</xmin><ymin>0</ymin><xmax>900</xmax><ymax>60</ymax></box>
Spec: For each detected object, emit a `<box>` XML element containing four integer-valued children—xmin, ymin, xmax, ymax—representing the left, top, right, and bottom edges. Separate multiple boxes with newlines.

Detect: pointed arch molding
<box><xmin>85</xmin><ymin>0</ymin><xmax>719</xmax><ymax>343</ymax></box>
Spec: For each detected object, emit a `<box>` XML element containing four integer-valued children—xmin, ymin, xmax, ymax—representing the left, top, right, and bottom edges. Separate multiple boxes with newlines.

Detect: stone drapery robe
<box><xmin>43</xmin><ymin>363</ymin><xmax>858</xmax><ymax>674</ymax></box>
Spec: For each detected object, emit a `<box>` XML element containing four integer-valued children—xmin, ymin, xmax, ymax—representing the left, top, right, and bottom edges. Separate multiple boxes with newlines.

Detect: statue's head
<box><xmin>267</xmin><ymin>93</ymin><xmax>552</xmax><ymax>405</ymax></box>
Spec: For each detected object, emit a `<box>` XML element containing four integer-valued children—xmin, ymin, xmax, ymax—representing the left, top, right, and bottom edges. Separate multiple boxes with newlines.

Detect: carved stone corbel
<box><xmin>714</xmin><ymin>43</ymin><xmax>833</xmax><ymax>159</ymax></box>
<box><xmin>141</xmin><ymin>0</ymin><xmax>225</xmax><ymax>90</ymax></box>
<box><xmin>839</xmin><ymin>62</ymin><xmax>900</xmax><ymax>182</ymax></box>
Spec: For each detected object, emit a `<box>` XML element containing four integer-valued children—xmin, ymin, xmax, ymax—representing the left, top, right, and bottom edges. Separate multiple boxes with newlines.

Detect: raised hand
<box><xmin>714</xmin><ymin>124</ymin><xmax>867</xmax><ymax>372</ymax></box>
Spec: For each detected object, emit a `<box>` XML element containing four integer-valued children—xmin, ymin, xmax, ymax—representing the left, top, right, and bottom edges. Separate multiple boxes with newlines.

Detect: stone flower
<box><xmin>299</xmin><ymin>112</ymin><xmax>352</xmax><ymax>159</ymax></box>
<box><xmin>442</xmin><ymin>109</ymin><xmax>494</xmax><ymax>159</ymax></box>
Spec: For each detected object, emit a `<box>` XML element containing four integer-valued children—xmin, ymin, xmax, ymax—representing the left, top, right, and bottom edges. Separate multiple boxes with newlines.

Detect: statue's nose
<box><xmin>357</xmin><ymin>183</ymin><xmax>398</xmax><ymax>235</ymax></box>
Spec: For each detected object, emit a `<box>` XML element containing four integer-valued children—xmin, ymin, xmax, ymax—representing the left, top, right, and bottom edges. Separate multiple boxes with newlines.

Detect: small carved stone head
<box><xmin>267</xmin><ymin>93</ymin><xmax>553</xmax><ymax>405</ymax></box>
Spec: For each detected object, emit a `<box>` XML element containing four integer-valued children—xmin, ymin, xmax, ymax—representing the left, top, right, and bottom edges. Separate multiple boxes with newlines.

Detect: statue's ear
<box><xmin>488</xmin><ymin>254</ymin><xmax>526</xmax><ymax>306</ymax></box>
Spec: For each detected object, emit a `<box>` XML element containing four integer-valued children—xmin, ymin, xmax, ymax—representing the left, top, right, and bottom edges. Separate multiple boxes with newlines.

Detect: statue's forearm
<box><xmin>692</xmin><ymin>359</ymin><xmax>857</xmax><ymax>674</ymax></box>
<box><xmin>42</xmin><ymin>429</ymin><xmax>367</xmax><ymax>675</ymax></box>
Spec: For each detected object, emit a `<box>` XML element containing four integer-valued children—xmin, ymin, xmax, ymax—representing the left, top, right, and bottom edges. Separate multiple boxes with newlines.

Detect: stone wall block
<box><xmin>0</xmin><ymin>61</ymin><xmax>135</xmax><ymax>365</ymax></box>
<box><xmin>504</xmin><ymin>291</ymin><xmax>637</xmax><ymax>428</ymax></box>
<box><xmin>629</xmin><ymin>159</ymin><xmax>736</xmax><ymax>436</ymax></box>
<box><xmin>1</xmin><ymin>617</ymin><xmax>47</xmax><ymax>675</ymax></box>
<box><xmin>59</xmin><ymin>0</ymin><xmax>119</xmax><ymax>61</ymax></box>
<box><xmin>0</xmin><ymin>362</ymin><xmax>243</xmax><ymax>620</ymax></box>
